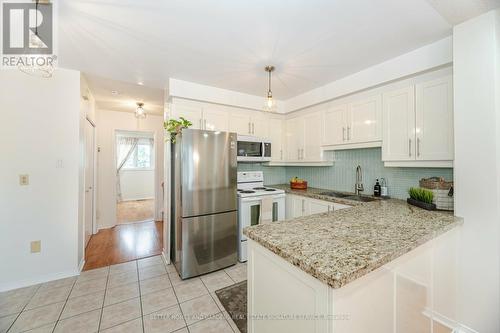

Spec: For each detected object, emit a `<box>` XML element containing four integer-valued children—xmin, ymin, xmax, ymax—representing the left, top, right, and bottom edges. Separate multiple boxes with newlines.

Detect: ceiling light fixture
<box><xmin>263</xmin><ymin>66</ymin><xmax>277</xmax><ymax>112</ymax></box>
<box><xmin>135</xmin><ymin>102</ymin><xmax>146</xmax><ymax>119</ymax></box>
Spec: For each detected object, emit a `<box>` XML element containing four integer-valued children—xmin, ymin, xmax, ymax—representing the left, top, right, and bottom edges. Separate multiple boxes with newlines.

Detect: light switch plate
<box><xmin>19</xmin><ymin>174</ymin><xmax>29</xmax><ymax>186</ymax></box>
<box><xmin>31</xmin><ymin>240</ymin><xmax>41</xmax><ymax>253</ymax></box>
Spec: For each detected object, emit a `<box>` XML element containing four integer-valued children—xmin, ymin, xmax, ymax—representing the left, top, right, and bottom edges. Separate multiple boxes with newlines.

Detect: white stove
<box><xmin>237</xmin><ymin>171</ymin><xmax>285</xmax><ymax>198</ymax></box>
<box><xmin>237</xmin><ymin>171</ymin><xmax>285</xmax><ymax>262</ymax></box>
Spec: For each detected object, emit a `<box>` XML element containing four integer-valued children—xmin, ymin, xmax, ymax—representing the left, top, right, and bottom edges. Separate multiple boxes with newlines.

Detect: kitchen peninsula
<box><xmin>244</xmin><ymin>197</ymin><xmax>462</xmax><ymax>333</ymax></box>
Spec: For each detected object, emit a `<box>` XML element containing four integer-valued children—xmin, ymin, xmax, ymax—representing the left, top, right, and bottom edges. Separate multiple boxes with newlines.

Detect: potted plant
<box><xmin>164</xmin><ymin>117</ymin><xmax>192</xmax><ymax>143</ymax></box>
<box><xmin>407</xmin><ymin>187</ymin><xmax>436</xmax><ymax>210</ymax></box>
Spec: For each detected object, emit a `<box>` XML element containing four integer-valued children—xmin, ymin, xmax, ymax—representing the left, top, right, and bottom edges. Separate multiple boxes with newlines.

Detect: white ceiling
<box><xmin>59</xmin><ymin>0</ymin><xmax>499</xmax><ymax>101</ymax></box>
<box><xmin>85</xmin><ymin>74</ymin><xmax>164</xmax><ymax>115</ymax></box>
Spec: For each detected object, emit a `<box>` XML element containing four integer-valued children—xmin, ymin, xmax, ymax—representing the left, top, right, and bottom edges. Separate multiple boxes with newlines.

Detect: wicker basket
<box><xmin>419</xmin><ymin>177</ymin><xmax>454</xmax><ymax>211</ymax></box>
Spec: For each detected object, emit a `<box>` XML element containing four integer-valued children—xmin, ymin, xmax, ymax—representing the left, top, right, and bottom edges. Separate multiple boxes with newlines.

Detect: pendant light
<box><xmin>263</xmin><ymin>65</ymin><xmax>277</xmax><ymax>112</ymax></box>
<box><xmin>135</xmin><ymin>102</ymin><xmax>146</xmax><ymax>119</ymax></box>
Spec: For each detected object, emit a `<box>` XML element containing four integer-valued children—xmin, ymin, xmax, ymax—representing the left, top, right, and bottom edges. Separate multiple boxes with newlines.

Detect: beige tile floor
<box><xmin>0</xmin><ymin>256</ymin><xmax>247</xmax><ymax>333</ymax></box>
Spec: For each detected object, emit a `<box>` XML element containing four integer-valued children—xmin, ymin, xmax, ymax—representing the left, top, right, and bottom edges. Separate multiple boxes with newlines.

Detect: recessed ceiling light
<box><xmin>137</xmin><ymin>81</ymin><xmax>144</xmax><ymax>86</ymax></box>
<box><xmin>111</xmin><ymin>90</ymin><xmax>119</xmax><ymax>95</ymax></box>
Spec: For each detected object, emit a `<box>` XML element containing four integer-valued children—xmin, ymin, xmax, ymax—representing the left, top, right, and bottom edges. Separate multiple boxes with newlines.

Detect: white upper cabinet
<box><xmin>323</xmin><ymin>104</ymin><xmax>348</xmax><ymax>146</ymax></box>
<box><xmin>268</xmin><ymin>117</ymin><xmax>285</xmax><ymax>162</ymax></box>
<box><xmin>322</xmin><ymin>95</ymin><xmax>382</xmax><ymax>149</ymax></box>
<box><xmin>382</xmin><ymin>76</ymin><xmax>453</xmax><ymax>167</ymax></box>
<box><xmin>203</xmin><ymin>107</ymin><xmax>229</xmax><ymax>131</ymax></box>
<box><xmin>170</xmin><ymin>103</ymin><xmax>203</xmax><ymax>129</ymax></box>
<box><xmin>303</xmin><ymin>112</ymin><xmax>323</xmax><ymax>161</ymax></box>
<box><xmin>229</xmin><ymin>111</ymin><xmax>269</xmax><ymax>137</ymax></box>
<box><xmin>415</xmin><ymin>76</ymin><xmax>454</xmax><ymax>161</ymax></box>
<box><xmin>382</xmin><ymin>87</ymin><xmax>416</xmax><ymax>161</ymax></box>
<box><xmin>285</xmin><ymin>117</ymin><xmax>304</xmax><ymax>161</ymax></box>
<box><xmin>349</xmin><ymin>95</ymin><xmax>382</xmax><ymax>144</ymax></box>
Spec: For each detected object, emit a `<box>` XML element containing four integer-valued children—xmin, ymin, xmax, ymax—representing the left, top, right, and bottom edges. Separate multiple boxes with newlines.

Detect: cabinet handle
<box><xmin>280</xmin><ymin>149</ymin><xmax>283</xmax><ymax>160</ymax></box>
<box><xmin>297</xmin><ymin>149</ymin><xmax>300</xmax><ymax>160</ymax></box>
<box><xmin>199</xmin><ymin>119</ymin><xmax>202</xmax><ymax>129</ymax></box>
<box><xmin>204</xmin><ymin>119</ymin><xmax>207</xmax><ymax>130</ymax></box>
<box><xmin>409</xmin><ymin>138</ymin><xmax>412</xmax><ymax>157</ymax></box>
<box><xmin>248</xmin><ymin>122</ymin><xmax>251</xmax><ymax>134</ymax></box>
<box><xmin>301</xmin><ymin>149</ymin><xmax>304</xmax><ymax>160</ymax></box>
<box><xmin>417</xmin><ymin>138</ymin><xmax>420</xmax><ymax>157</ymax></box>
<box><xmin>347</xmin><ymin>126</ymin><xmax>351</xmax><ymax>141</ymax></box>
<box><xmin>252</xmin><ymin>122</ymin><xmax>255</xmax><ymax>134</ymax></box>
<box><xmin>342</xmin><ymin>127</ymin><xmax>346</xmax><ymax>141</ymax></box>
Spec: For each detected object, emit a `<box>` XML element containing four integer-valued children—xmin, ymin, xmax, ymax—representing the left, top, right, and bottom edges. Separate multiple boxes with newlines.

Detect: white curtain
<box><xmin>116</xmin><ymin>137</ymin><xmax>139</xmax><ymax>202</ymax></box>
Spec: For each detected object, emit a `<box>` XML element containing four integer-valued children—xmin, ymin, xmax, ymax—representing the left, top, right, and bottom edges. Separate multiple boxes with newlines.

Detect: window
<box><xmin>117</xmin><ymin>137</ymin><xmax>154</xmax><ymax>170</ymax></box>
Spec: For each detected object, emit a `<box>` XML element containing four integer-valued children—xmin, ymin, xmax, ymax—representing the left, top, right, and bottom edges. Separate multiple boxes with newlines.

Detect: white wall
<box><xmin>96</xmin><ymin>110</ymin><xmax>164</xmax><ymax>229</ymax></box>
<box><xmin>0</xmin><ymin>69</ymin><xmax>81</xmax><ymax>291</ymax></box>
<box><xmin>120</xmin><ymin>170</ymin><xmax>155</xmax><ymax>201</ymax></box>
<box><xmin>453</xmin><ymin>10</ymin><xmax>500</xmax><ymax>333</ymax></box>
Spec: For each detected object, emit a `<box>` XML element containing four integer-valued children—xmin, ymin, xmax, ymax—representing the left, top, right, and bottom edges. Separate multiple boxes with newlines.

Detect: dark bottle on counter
<box><xmin>374</xmin><ymin>179</ymin><xmax>381</xmax><ymax>197</ymax></box>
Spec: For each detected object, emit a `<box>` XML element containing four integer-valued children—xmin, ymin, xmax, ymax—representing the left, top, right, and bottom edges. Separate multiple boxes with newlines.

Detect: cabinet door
<box><xmin>323</xmin><ymin>104</ymin><xmax>347</xmax><ymax>145</ymax></box>
<box><xmin>203</xmin><ymin>107</ymin><xmax>229</xmax><ymax>132</ymax></box>
<box><xmin>171</xmin><ymin>103</ymin><xmax>203</xmax><ymax>129</ymax></box>
<box><xmin>286</xmin><ymin>195</ymin><xmax>305</xmax><ymax>219</ymax></box>
<box><xmin>251</xmin><ymin>114</ymin><xmax>269</xmax><ymax>138</ymax></box>
<box><xmin>308</xmin><ymin>199</ymin><xmax>330</xmax><ymax>215</ymax></box>
<box><xmin>229</xmin><ymin>112</ymin><xmax>251</xmax><ymax>135</ymax></box>
<box><xmin>285</xmin><ymin>117</ymin><xmax>304</xmax><ymax>161</ymax></box>
<box><xmin>349</xmin><ymin>95</ymin><xmax>382</xmax><ymax>143</ymax></box>
<box><xmin>268</xmin><ymin>117</ymin><xmax>285</xmax><ymax>162</ymax></box>
<box><xmin>303</xmin><ymin>112</ymin><xmax>323</xmax><ymax>161</ymax></box>
<box><xmin>382</xmin><ymin>87</ymin><xmax>416</xmax><ymax>161</ymax></box>
<box><xmin>416</xmin><ymin>76</ymin><xmax>454</xmax><ymax>161</ymax></box>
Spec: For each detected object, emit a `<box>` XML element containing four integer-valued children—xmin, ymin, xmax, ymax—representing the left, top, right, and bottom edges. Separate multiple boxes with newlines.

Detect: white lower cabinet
<box><xmin>286</xmin><ymin>194</ymin><xmax>351</xmax><ymax>219</ymax></box>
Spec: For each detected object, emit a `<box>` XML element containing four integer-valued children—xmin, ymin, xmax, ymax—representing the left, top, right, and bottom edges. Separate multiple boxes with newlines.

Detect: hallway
<box><xmin>83</xmin><ymin>221</ymin><xmax>163</xmax><ymax>271</ymax></box>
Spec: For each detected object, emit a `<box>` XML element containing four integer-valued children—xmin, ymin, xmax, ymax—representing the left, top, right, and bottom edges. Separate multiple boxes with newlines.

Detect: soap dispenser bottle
<box><xmin>374</xmin><ymin>179</ymin><xmax>381</xmax><ymax>197</ymax></box>
<box><xmin>380</xmin><ymin>178</ymin><xmax>388</xmax><ymax>197</ymax></box>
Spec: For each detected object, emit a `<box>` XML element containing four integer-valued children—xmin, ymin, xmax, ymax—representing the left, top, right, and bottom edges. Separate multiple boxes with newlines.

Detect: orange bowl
<box><xmin>290</xmin><ymin>181</ymin><xmax>308</xmax><ymax>190</ymax></box>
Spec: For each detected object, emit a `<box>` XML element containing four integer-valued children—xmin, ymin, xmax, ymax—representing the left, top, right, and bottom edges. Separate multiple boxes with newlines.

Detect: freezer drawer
<box><xmin>177</xmin><ymin>210</ymin><xmax>238</xmax><ymax>279</ymax></box>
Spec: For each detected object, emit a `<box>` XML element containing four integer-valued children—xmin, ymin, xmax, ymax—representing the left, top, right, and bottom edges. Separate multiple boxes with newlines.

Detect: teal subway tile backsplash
<box><xmin>237</xmin><ymin>163</ymin><xmax>287</xmax><ymax>185</ymax></box>
<box><xmin>239</xmin><ymin>148</ymin><xmax>453</xmax><ymax>200</ymax></box>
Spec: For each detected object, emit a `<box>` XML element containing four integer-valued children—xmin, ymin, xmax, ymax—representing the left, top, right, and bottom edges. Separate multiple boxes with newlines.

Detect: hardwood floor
<box><xmin>83</xmin><ymin>220</ymin><xmax>163</xmax><ymax>271</ymax></box>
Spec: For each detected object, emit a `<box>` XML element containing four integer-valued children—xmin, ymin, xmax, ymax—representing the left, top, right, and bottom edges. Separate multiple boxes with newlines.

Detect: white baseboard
<box><xmin>78</xmin><ymin>258</ymin><xmax>85</xmax><ymax>272</ymax></box>
<box><xmin>0</xmin><ymin>269</ymin><xmax>80</xmax><ymax>292</ymax></box>
<box><xmin>161</xmin><ymin>250</ymin><xmax>170</xmax><ymax>265</ymax></box>
<box><xmin>422</xmin><ymin>308</ymin><xmax>479</xmax><ymax>333</ymax></box>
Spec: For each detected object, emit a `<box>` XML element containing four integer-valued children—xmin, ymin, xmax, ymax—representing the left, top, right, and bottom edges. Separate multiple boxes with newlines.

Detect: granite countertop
<box><xmin>243</xmin><ymin>198</ymin><xmax>462</xmax><ymax>289</ymax></box>
<box><xmin>271</xmin><ymin>184</ymin><xmax>382</xmax><ymax>206</ymax></box>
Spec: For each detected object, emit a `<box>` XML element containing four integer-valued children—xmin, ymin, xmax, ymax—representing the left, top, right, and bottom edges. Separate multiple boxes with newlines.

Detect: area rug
<box><xmin>215</xmin><ymin>281</ymin><xmax>247</xmax><ymax>333</ymax></box>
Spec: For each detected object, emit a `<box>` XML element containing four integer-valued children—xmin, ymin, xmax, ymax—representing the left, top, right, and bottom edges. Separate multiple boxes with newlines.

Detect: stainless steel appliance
<box><xmin>237</xmin><ymin>171</ymin><xmax>285</xmax><ymax>262</ymax></box>
<box><xmin>171</xmin><ymin>129</ymin><xmax>238</xmax><ymax>279</ymax></box>
<box><xmin>237</xmin><ymin>135</ymin><xmax>272</xmax><ymax>162</ymax></box>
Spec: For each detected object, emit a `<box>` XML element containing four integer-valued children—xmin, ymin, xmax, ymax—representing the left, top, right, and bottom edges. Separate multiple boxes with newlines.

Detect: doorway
<box><xmin>115</xmin><ymin>130</ymin><xmax>156</xmax><ymax>224</ymax></box>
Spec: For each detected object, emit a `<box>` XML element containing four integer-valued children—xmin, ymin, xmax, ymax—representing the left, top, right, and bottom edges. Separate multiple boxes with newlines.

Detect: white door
<box><xmin>229</xmin><ymin>113</ymin><xmax>251</xmax><ymax>135</ymax></box>
<box><xmin>171</xmin><ymin>103</ymin><xmax>203</xmax><ymax>129</ymax></box>
<box><xmin>323</xmin><ymin>104</ymin><xmax>347</xmax><ymax>145</ymax></box>
<box><xmin>349</xmin><ymin>95</ymin><xmax>382</xmax><ymax>144</ymax></box>
<box><xmin>303</xmin><ymin>112</ymin><xmax>322</xmax><ymax>161</ymax></box>
<box><xmin>84</xmin><ymin>120</ymin><xmax>95</xmax><ymax>248</ymax></box>
<box><xmin>382</xmin><ymin>87</ymin><xmax>416</xmax><ymax>161</ymax></box>
<box><xmin>268</xmin><ymin>117</ymin><xmax>285</xmax><ymax>162</ymax></box>
<box><xmin>251</xmin><ymin>114</ymin><xmax>269</xmax><ymax>138</ymax></box>
<box><xmin>308</xmin><ymin>199</ymin><xmax>330</xmax><ymax>215</ymax></box>
<box><xmin>285</xmin><ymin>117</ymin><xmax>303</xmax><ymax>161</ymax></box>
<box><xmin>416</xmin><ymin>76</ymin><xmax>454</xmax><ymax>161</ymax></box>
<box><xmin>203</xmin><ymin>107</ymin><xmax>229</xmax><ymax>131</ymax></box>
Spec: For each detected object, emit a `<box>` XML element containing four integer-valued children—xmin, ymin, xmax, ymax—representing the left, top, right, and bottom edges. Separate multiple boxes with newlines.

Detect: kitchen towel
<box><xmin>260</xmin><ymin>196</ymin><xmax>273</xmax><ymax>224</ymax></box>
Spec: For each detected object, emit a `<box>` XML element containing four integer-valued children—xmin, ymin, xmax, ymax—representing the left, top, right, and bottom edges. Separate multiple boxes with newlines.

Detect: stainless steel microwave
<box><xmin>237</xmin><ymin>135</ymin><xmax>272</xmax><ymax>162</ymax></box>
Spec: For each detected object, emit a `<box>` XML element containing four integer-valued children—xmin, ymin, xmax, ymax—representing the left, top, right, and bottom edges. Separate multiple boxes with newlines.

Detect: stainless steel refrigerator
<box><xmin>171</xmin><ymin>129</ymin><xmax>238</xmax><ymax>279</ymax></box>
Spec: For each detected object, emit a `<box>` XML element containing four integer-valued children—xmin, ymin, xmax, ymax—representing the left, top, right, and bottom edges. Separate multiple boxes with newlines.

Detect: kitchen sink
<box><xmin>319</xmin><ymin>191</ymin><xmax>351</xmax><ymax>198</ymax></box>
<box><xmin>343</xmin><ymin>195</ymin><xmax>377</xmax><ymax>202</ymax></box>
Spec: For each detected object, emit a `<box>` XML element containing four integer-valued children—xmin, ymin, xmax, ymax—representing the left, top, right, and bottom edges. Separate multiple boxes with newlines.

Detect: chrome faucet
<box><xmin>355</xmin><ymin>165</ymin><xmax>364</xmax><ymax>195</ymax></box>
